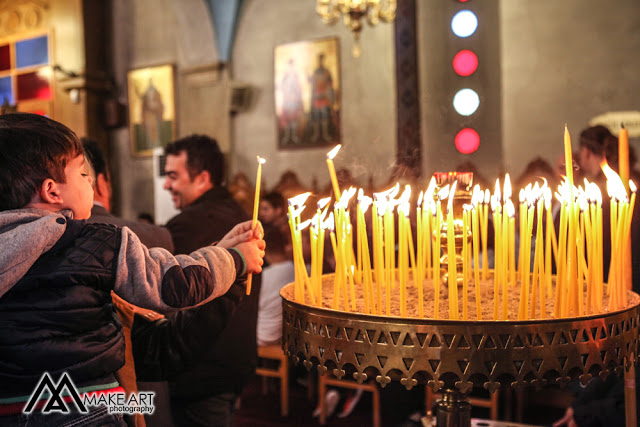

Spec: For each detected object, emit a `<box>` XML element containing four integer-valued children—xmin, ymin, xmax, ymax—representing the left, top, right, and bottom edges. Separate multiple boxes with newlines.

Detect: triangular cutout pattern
<box><xmin>458</xmin><ymin>335</ymin><xmax>470</xmax><ymax>349</ymax></box>
<box><xmin>600</xmin><ymin>327</ymin><xmax>607</xmax><ymax>339</ymax></box>
<box><xmin>570</xmin><ymin>329</ymin><xmax>578</xmax><ymax>343</ymax></box>
<box><xmin>591</xmin><ymin>327</ymin><xmax>598</xmax><ymax>340</ymax></box>
<box><xmin>367</xmin><ymin>329</ymin><xmax>377</xmax><ymax>343</ymax></box>
<box><xmin>485</xmin><ymin>336</ymin><xmax>497</xmax><ymax>349</ymax></box>
<box><xmin>532</xmin><ymin>334</ymin><xmax>544</xmax><ymax>347</ymax></box>
<box><xmin>335</xmin><ymin>350</ymin><xmax>343</xmax><ymax>362</ymax></box>
<box><xmin>600</xmin><ymin>350</ymin><xmax>607</xmax><ymax>363</ymax></box>
<box><xmin>558</xmin><ymin>331</ymin><xmax>569</xmax><ymax>345</ymax></box>
<box><xmin>532</xmin><ymin>358</ymin><xmax>543</xmax><ymax>372</ymax></box>
<box><xmin>390</xmin><ymin>331</ymin><xmax>401</xmax><ymax>346</ymax></box>
<box><xmin>327</xmin><ymin>326</ymin><xmax>333</xmax><ymax>338</ymax></box>
<box><xmin>310</xmin><ymin>322</ymin><xmax>317</xmax><ymax>334</ymax></box>
<box><xmin>485</xmin><ymin>361</ymin><xmax>497</xmax><ymax>374</ymax></box>
<box><xmin>512</xmin><ymin>335</ymin><xmax>524</xmax><ymax>348</ymax></box>
<box><xmin>429</xmin><ymin>334</ymin><xmax>441</xmax><ymax>348</ymax></box>
<box><xmin>319</xmin><ymin>347</ymin><xmax>325</xmax><ymax>357</ymax></box>
<box><xmin>377</xmin><ymin>355</ymin><xmax>387</xmax><ymax>368</ymax></box>
<box><xmin>580</xmin><ymin>354</ymin><xmax>589</xmax><ymax>367</ymax></box>
<box><xmin>320</xmin><ymin>325</ymin><xmax>328</xmax><ymax>337</ymax></box>
<box><xmin>403</xmin><ymin>358</ymin><xmax>414</xmax><ymax>371</ymax></box>
<box><xmin>345</xmin><ymin>327</ymin><xmax>354</xmax><ymax>340</ymax></box>
<box><xmin>458</xmin><ymin>360</ymin><xmax>470</xmax><ymax>374</ymax></box>
<box><xmin>428</xmin><ymin>359</ymin><xmax>440</xmax><ymax>372</ymax></box>
<box><xmin>580</xmin><ymin>330</ymin><xmax>590</xmax><ymax>342</ymax></box>
<box><xmin>378</xmin><ymin>333</ymin><xmax>388</xmax><ymax>345</ymax></box>
<box><xmin>335</xmin><ymin>327</ymin><xmax>344</xmax><ymax>339</ymax></box>
<box><xmin>416</xmin><ymin>333</ymin><xmax>428</xmax><ymax>347</ymax></box>
<box><xmin>513</xmin><ymin>360</ymin><xmax>524</xmax><ymax>374</ymax></box>
<box><xmin>558</xmin><ymin>356</ymin><xmax>568</xmax><ymax>370</ymax></box>
<box><xmin>355</xmin><ymin>330</ymin><xmax>365</xmax><ymax>343</ymax></box>
<box><xmin>444</xmin><ymin>334</ymin><xmax>455</xmax><ymax>348</ymax></box>
<box><xmin>472</xmin><ymin>334</ymin><xmax>484</xmax><ymax>349</ymax></box>
<box><xmin>546</xmin><ymin>331</ymin><xmax>556</xmax><ymax>345</ymax></box>
<box><xmin>403</xmin><ymin>334</ymin><xmax>415</xmax><ymax>347</ymax></box>
<box><xmin>609</xmin><ymin>323</ymin><xmax>616</xmax><ymax>337</ymax></box>
<box><xmin>499</xmin><ymin>334</ymin><xmax>511</xmax><ymax>349</ymax></box>
<box><xmin>304</xmin><ymin>342</ymin><xmax>310</xmax><ymax>354</ymax></box>
<box><xmin>355</xmin><ymin>353</ymin><xmax>365</xmax><ymax>365</ymax></box>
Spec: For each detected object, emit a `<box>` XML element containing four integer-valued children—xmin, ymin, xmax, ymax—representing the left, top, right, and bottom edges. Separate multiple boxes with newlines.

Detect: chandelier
<box><xmin>316</xmin><ymin>0</ymin><xmax>397</xmax><ymax>57</ymax></box>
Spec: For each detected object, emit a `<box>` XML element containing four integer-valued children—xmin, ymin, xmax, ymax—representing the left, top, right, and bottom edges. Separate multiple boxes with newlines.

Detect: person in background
<box><xmin>0</xmin><ymin>113</ymin><xmax>264</xmax><ymax>426</ymax></box>
<box><xmin>82</xmin><ymin>138</ymin><xmax>174</xmax><ymax>252</ymax></box>
<box><xmin>159</xmin><ymin>135</ymin><xmax>263</xmax><ymax>427</ymax></box>
<box><xmin>256</xmin><ymin>225</ymin><xmax>295</xmax><ymax>346</ymax></box>
<box><xmin>137</xmin><ymin>212</ymin><xmax>155</xmax><ymax>225</ymax></box>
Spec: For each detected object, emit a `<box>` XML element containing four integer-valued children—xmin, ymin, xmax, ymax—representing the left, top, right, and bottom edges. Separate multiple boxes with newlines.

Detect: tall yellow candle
<box><xmin>446</xmin><ymin>183</ymin><xmax>458</xmax><ymax>320</ymax></box>
<box><xmin>246</xmin><ymin>157</ymin><xmax>266</xmax><ymax>295</ymax></box>
<box><xmin>434</xmin><ymin>200</ymin><xmax>442</xmax><ymax>319</ymax></box>
<box><xmin>482</xmin><ymin>190</ymin><xmax>490</xmax><ymax>280</ymax></box>
<box><xmin>462</xmin><ymin>208</ymin><xmax>469</xmax><ymax>320</ymax></box>
<box><xmin>471</xmin><ymin>203</ymin><xmax>482</xmax><ymax>320</ymax></box>
<box><xmin>620</xmin><ymin>124</ymin><xmax>630</xmax><ymax>193</ymax></box>
<box><xmin>564</xmin><ymin>125</ymin><xmax>574</xmax><ymax>187</ymax></box>
<box><xmin>326</xmin><ymin>145</ymin><xmax>342</xmax><ymax>202</ymax></box>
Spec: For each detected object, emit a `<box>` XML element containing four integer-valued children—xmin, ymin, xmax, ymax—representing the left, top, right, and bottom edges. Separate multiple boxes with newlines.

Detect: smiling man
<box><xmin>160</xmin><ymin>134</ymin><xmax>263</xmax><ymax>427</ymax></box>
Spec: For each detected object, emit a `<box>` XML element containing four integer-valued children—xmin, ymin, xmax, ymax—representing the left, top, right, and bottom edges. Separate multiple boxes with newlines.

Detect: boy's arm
<box><xmin>131</xmin><ymin>280</ymin><xmax>245</xmax><ymax>381</ymax></box>
<box><xmin>113</xmin><ymin>227</ymin><xmax>245</xmax><ymax>313</ymax></box>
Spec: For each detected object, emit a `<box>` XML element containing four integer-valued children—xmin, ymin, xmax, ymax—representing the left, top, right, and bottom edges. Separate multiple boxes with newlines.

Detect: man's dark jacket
<box><xmin>163</xmin><ymin>187</ymin><xmax>261</xmax><ymax>398</ymax></box>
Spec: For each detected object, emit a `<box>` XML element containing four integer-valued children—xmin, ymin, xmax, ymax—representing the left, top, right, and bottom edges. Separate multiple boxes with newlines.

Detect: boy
<box><xmin>0</xmin><ymin>113</ymin><xmax>265</xmax><ymax>426</ymax></box>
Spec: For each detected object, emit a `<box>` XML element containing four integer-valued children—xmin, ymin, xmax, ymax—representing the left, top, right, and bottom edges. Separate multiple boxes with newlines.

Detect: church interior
<box><xmin>2</xmin><ymin>0</ymin><xmax>640</xmax><ymax>426</ymax></box>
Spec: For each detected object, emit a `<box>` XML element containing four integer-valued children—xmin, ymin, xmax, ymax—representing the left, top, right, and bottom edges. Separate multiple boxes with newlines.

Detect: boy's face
<box><xmin>57</xmin><ymin>154</ymin><xmax>94</xmax><ymax>219</ymax></box>
<box><xmin>258</xmin><ymin>201</ymin><xmax>281</xmax><ymax>225</ymax></box>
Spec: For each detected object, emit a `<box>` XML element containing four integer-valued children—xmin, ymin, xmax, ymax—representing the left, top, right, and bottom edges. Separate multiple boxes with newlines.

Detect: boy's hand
<box><xmin>235</xmin><ymin>239</ymin><xmax>266</xmax><ymax>274</ymax></box>
<box><xmin>217</xmin><ymin>220</ymin><xmax>264</xmax><ymax>249</ymax></box>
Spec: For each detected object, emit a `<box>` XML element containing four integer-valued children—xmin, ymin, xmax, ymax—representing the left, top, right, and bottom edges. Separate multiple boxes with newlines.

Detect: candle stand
<box><xmin>281</xmin><ymin>281</ymin><xmax>640</xmax><ymax>427</ymax></box>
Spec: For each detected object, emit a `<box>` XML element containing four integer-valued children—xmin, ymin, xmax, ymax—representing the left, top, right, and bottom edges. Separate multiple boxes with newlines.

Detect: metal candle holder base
<box><xmin>281</xmin><ymin>280</ymin><xmax>640</xmax><ymax>427</ymax></box>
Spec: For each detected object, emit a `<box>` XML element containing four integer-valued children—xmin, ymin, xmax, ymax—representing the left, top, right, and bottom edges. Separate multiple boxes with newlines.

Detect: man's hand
<box><xmin>552</xmin><ymin>407</ymin><xmax>577</xmax><ymax>427</ymax></box>
<box><xmin>235</xmin><ymin>239</ymin><xmax>266</xmax><ymax>274</ymax></box>
<box><xmin>217</xmin><ymin>220</ymin><xmax>264</xmax><ymax>249</ymax></box>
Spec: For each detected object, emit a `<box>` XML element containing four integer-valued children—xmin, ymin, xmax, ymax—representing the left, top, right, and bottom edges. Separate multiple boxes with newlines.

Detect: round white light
<box><xmin>451</xmin><ymin>10</ymin><xmax>478</xmax><ymax>38</ymax></box>
<box><xmin>453</xmin><ymin>89</ymin><xmax>480</xmax><ymax>116</ymax></box>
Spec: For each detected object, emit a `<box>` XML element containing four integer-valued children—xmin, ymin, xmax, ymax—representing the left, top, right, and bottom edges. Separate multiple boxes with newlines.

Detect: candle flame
<box><xmin>437</xmin><ymin>184</ymin><xmax>450</xmax><ymax>201</ymax></box>
<box><xmin>631</xmin><ymin>180</ymin><xmax>637</xmax><ymax>193</ymax></box>
<box><xmin>417</xmin><ymin>191</ymin><xmax>424</xmax><ymax>207</ymax></box>
<box><xmin>504</xmin><ymin>174</ymin><xmax>512</xmax><ymax>200</ymax></box>
<box><xmin>399</xmin><ymin>200</ymin><xmax>411</xmax><ymax>217</ymax></box>
<box><xmin>601</xmin><ymin>161</ymin><xmax>627</xmax><ymax>201</ymax></box>
<box><xmin>289</xmin><ymin>192</ymin><xmax>311</xmax><ymax>207</ymax></box>
<box><xmin>323</xmin><ymin>212</ymin><xmax>335</xmax><ymax>231</ymax></box>
<box><xmin>317</xmin><ymin>196</ymin><xmax>331</xmax><ymax>210</ymax></box>
<box><xmin>494</xmin><ymin>178</ymin><xmax>501</xmax><ymax>204</ymax></box>
<box><xmin>327</xmin><ymin>144</ymin><xmax>342</xmax><ymax>160</ymax></box>
<box><xmin>399</xmin><ymin>185</ymin><xmax>412</xmax><ymax>204</ymax></box>
<box><xmin>544</xmin><ymin>187</ymin><xmax>552</xmax><ymax>210</ymax></box>
<box><xmin>298</xmin><ymin>219</ymin><xmax>312</xmax><ymax>231</ymax></box>
<box><xmin>484</xmin><ymin>189</ymin><xmax>490</xmax><ymax>204</ymax></box>
<box><xmin>256</xmin><ymin>156</ymin><xmax>266</xmax><ymax>165</ymax></box>
<box><xmin>505</xmin><ymin>199</ymin><xmax>515</xmax><ymax>217</ymax></box>
<box><xmin>425</xmin><ymin>176</ymin><xmax>437</xmax><ymax>200</ymax></box>
<box><xmin>447</xmin><ymin>181</ymin><xmax>457</xmax><ymax>213</ymax></box>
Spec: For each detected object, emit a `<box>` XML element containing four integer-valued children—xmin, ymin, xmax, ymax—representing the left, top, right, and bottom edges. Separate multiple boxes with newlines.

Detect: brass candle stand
<box><xmin>281</xmin><ymin>281</ymin><xmax>640</xmax><ymax>427</ymax></box>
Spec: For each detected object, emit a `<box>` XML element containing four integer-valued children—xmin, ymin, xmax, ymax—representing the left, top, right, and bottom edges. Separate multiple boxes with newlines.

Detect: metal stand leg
<box><xmin>436</xmin><ymin>389</ymin><xmax>471</xmax><ymax>427</ymax></box>
<box><xmin>625</xmin><ymin>362</ymin><xmax>636</xmax><ymax>427</ymax></box>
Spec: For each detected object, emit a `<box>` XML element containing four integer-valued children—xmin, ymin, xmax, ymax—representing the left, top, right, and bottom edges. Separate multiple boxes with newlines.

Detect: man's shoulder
<box><xmin>89</xmin><ymin>210</ymin><xmax>173</xmax><ymax>251</ymax></box>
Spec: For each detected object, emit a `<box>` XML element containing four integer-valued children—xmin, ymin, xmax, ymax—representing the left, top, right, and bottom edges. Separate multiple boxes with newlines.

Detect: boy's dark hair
<box><xmin>164</xmin><ymin>135</ymin><xmax>224</xmax><ymax>186</ymax></box>
<box><xmin>82</xmin><ymin>138</ymin><xmax>109</xmax><ymax>182</ymax></box>
<box><xmin>0</xmin><ymin>113</ymin><xmax>83</xmax><ymax>211</ymax></box>
<box><xmin>262</xmin><ymin>191</ymin><xmax>286</xmax><ymax>212</ymax></box>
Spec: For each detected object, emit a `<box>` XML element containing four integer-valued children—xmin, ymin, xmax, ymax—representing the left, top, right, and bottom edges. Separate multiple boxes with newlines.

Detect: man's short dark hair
<box><xmin>262</xmin><ymin>191</ymin><xmax>285</xmax><ymax>212</ymax></box>
<box><xmin>82</xmin><ymin>138</ymin><xmax>109</xmax><ymax>182</ymax></box>
<box><xmin>164</xmin><ymin>135</ymin><xmax>224</xmax><ymax>186</ymax></box>
<box><xmin>580</xmin><ymin>125</ymin><xmax>614</xmax><ymax>157</ymax></box>
<box><xmin>0</xmin><ymin>113</ymin><xmax>83</xmax><ymax>211</ymax></box>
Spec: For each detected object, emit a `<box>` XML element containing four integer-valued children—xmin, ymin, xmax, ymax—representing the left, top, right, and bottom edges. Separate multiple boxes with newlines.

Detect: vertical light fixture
<box><xmin>316</xmin><ymin>0</ymin><xmax>397</xmax><ymax>57</ymax></box>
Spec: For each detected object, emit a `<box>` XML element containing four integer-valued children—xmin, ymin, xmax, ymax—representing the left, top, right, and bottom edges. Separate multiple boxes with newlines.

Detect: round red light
<box><xmin>455</xmin><ymin>128</ymin><xmax>480</xmax><ymax>154</ymax></box>
<box><xmin>453</xmin><ymin>50</ymin><xmax>478</xmax><ymax>76</ymax></box>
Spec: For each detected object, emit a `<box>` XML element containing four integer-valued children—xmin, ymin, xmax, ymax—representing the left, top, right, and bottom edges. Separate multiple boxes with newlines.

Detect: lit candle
<box><xmin>544</xmin><ymin>188</ymin><xmax>553</xmax><ymax>297</ymax></box>
<box><xmin>463</xmin><ymin>206</ymin><xmax>470</xmax><ymax>320</ymax></box>
<box><xmin>482</xmin><ymin>189</ymin><xmax>490</xmax><ymax>280</ymax></box>
<box><xmin>504</xmin><ymin>200</ymin><xmax>515</xmax><ymax>320</ymax></box>
<box><xmin>326</xmin><ymin>145</ymin><xmax>342</xmax><ymax>202</ymax></box>
<box><xmin>246</xmin><ymin>156</ymin><xmax>266</xmax><ymax>295</ymax></box>
<box><xmin>471</xmin><ymin>187</ymin><xmax>482</xmax><ymax>320</ymax></box>
<box><xmin>620</xmin><ymin>124</ymin><xmax>630</xmax><ymax>193</ymax></box>
<box><xmin>530</xmin><ymin>198</ymin><xmax>544</xmax><ymax>319</ymax></box>
<box><xmin>564</xmin><ymin>124</ymin><xmax>574</xmax><ymax>187</ymax></box>
<box><xmin>434</xmin><ymin>197</ymin><xmax>442</xmax><ymax>319</ymax></box>
<box><xmin>447</xmin><ymin>181</ymin><xmax>459</xmax><ymax>320</ymax></box>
